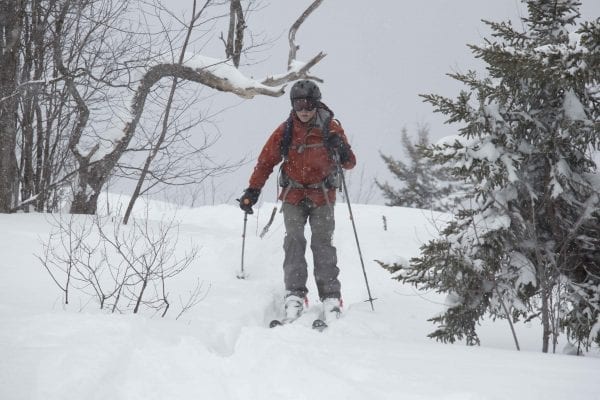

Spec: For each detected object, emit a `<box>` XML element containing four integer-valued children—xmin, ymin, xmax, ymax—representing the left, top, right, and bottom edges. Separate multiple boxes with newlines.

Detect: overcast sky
<box><xmin>165</xmin><ymin>0</ymin><xmax>600</xmax><ymax>205</ymax></box>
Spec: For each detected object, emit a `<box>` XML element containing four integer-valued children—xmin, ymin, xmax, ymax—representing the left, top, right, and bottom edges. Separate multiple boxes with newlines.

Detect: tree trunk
<box><xmin>20</xmin><ymin>0</ymin><xmax>47</xmax><ymax>210</ymax></box>
<box><xmin>225</xmin><ymin>0</ymin><xmax>244</xmax><ymax>68</ymax></box>
<box><xmin>73</xmin><ymin>62</ymin><xmax>286</xmax><ymax>215</ymax></box>
<box><xmin>0</xmin><ymin>0</ymin><xmax>24</xmax><ymax>213</ymax></box>
<box><xmin>0</xmin><ymin>110</ymin><xmax>19</xmax><ymax>212</ymax></box>
<box><xmin>69</xmin><ymin>157</ymin><xmax>106</xmax><ymax>214</ymax></box>
<box><xmin>540</xmin><ymin>279</ymin><xmax>551</xmax><ymax>353</ymax></box>
<box><xmin>70</xmin><ymin>188</ymin><xmax>102</xmax><ymax>214</ymax></box>
<box><xmin>20</xmin><ymin>99</ymin><xmax>35</xmax><ymax>205</ymax></box>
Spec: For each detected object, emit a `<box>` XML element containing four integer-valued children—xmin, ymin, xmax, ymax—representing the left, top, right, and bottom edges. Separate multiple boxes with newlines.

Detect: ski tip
<box><xmin>269</xmin><ymin>320</ymin><xmax>283</xmax><ymax>328</ymax></box>
<box><xmin>312</xmin><ymin>319</ymin><xmax>327</xmax><ymax>332</ymax></box>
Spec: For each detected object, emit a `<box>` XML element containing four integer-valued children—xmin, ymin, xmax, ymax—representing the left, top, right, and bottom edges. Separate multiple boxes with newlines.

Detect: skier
<box><xmin>239</xmin><ymin>80</ymin><xmax>356</xmax><ymax>323</ymax></box>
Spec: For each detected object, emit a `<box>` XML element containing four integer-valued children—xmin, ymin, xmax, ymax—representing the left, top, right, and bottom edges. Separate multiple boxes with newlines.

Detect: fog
<box><xmin>149</xmin><ymin>1</ymin><xmax>600</xmax><ymax>205</ymax></box>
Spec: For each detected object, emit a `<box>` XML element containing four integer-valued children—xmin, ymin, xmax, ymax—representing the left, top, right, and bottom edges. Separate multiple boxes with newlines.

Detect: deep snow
<box><xmin>1</xmin><ymin>196</ymin><xmax>599</xmax><ymax>400</ymax></box>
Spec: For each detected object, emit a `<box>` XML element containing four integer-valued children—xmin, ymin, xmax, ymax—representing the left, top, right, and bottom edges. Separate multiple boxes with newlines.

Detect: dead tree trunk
<box><xmin>0</xmin><ymin>0</ymin><xmax>24</xmax><ymax>213</ymax></box>
<box><xmin>68</xmin><ymin>1</ymin><xmax>325</xmax><ymax>214</ymax></box>
<box><xmin>225</xmin><ymin>0</ymin><xmax>245</xmax><ymax>68</ymax></box>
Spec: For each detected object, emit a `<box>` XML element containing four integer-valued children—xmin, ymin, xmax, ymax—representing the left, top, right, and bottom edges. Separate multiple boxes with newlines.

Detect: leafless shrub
<box><xmin>38</xmin><ymin>210</ymin><xmax>202</xmax><ymax>317</ymax></box>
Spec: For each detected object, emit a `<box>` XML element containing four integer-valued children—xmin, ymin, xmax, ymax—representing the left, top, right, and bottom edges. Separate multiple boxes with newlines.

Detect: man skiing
<box><xmin>239</xmin><ymin>80</ymin><xmax>356</xmax><ymax>323</ymax></box>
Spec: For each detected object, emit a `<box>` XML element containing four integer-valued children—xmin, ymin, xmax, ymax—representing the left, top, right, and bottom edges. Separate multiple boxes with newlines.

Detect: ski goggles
<box><xmin>292</xmin><ymin>98</ymin><xmax>318</xmax><ymax>112</ymax></box>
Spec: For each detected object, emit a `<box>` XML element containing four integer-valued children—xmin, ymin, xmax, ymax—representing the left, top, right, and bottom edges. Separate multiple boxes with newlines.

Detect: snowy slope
<box><xmin>1</xmin><ymin>198</ymin><xmax>599</xmax><ymax>400</ymax></box>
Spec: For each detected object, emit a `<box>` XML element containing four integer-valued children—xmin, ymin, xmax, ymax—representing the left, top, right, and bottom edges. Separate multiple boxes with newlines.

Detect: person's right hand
<box><xmin>239</xmin><ymin>188</ymin><xmax>260</xmax><ymax>214</ymax></box>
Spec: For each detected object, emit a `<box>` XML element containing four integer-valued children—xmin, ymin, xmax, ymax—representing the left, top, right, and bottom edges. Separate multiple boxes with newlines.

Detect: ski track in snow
<box><xmin>1</xmin><ymin>200</ymin><xmax>599</xmax><ymax>400</ymax></box>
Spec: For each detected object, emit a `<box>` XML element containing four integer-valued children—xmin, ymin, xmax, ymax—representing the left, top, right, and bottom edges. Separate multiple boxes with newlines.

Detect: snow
<box><xmin>81</xmin><ymin>125</ymin><xmax>128</xmax><ymax>163</ymax></box>
<box><xmin>483</xmin><ymin>102</ymin><xmax>505</xmax><ymax>126</ymax></box>
<box><xmin>183</xmin><ymin>54</ymin><xmax>283</xmax><ymax>93</ymax></box>
<box><xmin>511</xmin><ymin>252</ymin><xmax>537</xmax><ymax>287</ymax></box>
<box><xmin>563</xmin><ymin>88</ymin><xmax>588</xmax><ymax>121</ymax></box>
<box><xmin>470</xmin><ymin>141</ymin><xmax>501</xmax><ymax>163</ymax></box>
<box><xmin>1</xmin><ymin>197</ymin><xmax>599</xmax><ymax>400</ymax></box>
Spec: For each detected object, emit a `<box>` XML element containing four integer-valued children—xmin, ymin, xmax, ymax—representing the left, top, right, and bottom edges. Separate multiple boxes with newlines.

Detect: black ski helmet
<box><xmin>290</xmin><ymin>80</ymin><xmax>321</xmax><ymax>102</ymax></box>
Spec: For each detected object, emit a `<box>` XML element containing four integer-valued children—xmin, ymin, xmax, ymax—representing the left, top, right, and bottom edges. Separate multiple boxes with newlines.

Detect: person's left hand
<box><xmin>327</xmin><ymin>134</ymin><xmax>350</xmax><ymax>163</ymax></box>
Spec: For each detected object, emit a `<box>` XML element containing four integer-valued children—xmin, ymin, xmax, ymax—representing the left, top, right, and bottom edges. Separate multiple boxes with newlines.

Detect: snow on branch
<box><xmin>147</xmin><ymin>48</ymin><xmax>326</xmax><ymax>100</ymax></box>
<box><xmin>262</xmin><ymin>52</ymin><xmax>327</xmax><ymax>86</ymax></box>
<box><xmin>161</xmin><ymin>59</ymin><xmax>284</xmax><ymax>99</ymax></box>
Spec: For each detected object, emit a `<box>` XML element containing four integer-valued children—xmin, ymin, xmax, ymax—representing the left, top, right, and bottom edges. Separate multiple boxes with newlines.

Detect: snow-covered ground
<box><xmin>1</xmin><ymin>196</ymin><xmax>599</xmax><ymax>400</ymax></box>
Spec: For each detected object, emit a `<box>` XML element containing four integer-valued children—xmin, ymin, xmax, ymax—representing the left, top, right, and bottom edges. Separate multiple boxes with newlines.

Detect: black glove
<box><xmin>326</xmin><ymin>134</ymin><xmax>350</xmax><ymax>163</ymax></box>
<box><xmin>239</xmin><ymin>188</ymin><xmax>260</xmax><ymax>214</ymax></box>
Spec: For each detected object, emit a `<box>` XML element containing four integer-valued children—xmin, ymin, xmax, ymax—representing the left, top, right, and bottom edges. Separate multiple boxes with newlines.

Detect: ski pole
<box><xmin>238</xmin><ymin>211</ymin><xmax>249</xmax><ymax>279</ymax></box>
<box><xmin>335</xmin><ymin>153</ymin><xmax>376</xmax><ymax>311</ymax></box>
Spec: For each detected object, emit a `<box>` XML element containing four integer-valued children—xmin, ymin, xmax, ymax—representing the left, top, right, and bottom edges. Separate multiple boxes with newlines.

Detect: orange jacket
<box><xmin>248</xmin><ymin>108</ymin><xmax>356</xmax><ymax>206</ymax></box>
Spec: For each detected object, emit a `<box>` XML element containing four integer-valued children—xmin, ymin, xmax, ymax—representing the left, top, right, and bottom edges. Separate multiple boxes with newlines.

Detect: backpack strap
<box><xmin>321</xmin><ymin>114</ymin><xmax>333</xmax><ymax>157</ymax></box>
<box><xmin>279</xmin><ymin>112</ymin><xmax>337</xmax><ymax>159</ymax></box>
<box><xmin>277</xmin><ymin>110</ymin><xmax>341</xmax><ymax>193</ymax></box>
<box><xmin>279</xmin><ymin>114</ymin><xmax>294</xmax><ymax>160</ymax></box>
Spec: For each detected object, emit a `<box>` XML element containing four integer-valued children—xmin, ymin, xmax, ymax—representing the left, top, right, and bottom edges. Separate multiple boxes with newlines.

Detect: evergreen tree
<box><xmin>377</xmin><ymin>126</ymin><xmax>468</xmax><ymax>212</ymax></box>
<box><xmin>380</xmin><ymin>0</ymin><xmax>600</xmax><ymax>352</ymax></box>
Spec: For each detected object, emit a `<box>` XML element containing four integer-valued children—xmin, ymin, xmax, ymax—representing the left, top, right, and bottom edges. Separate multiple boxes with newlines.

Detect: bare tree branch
<box><xmin>287</xmin><ymin>0</ymin><xmax>324</xmax><ymax>69</ymax></box>
<box><xmin>262</xmin><ymin>51</ymin><xmax>327</xmax><ymax>87</ymax></box>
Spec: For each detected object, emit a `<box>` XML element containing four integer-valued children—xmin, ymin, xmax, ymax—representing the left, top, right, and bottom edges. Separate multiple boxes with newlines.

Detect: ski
<box><xmin>312</xmin><ymin>319</ymin><xmax>327</xmax><ymax>332</ymax></box>
<box><xmin>269</xmin><ymin>319</ymin><xmax>284</xmax><ymax>328</ymax></box>
<box><xmin>269</xmin><ymin>318</ymin><xmax>299</xmax><ymax>328</ymax></box>
<box><xmin>271</xmin><ymin>313</ymin><xmax>333</xmax><ymax>331</ymax></box>
<box><xmin>270</xmin><ymin>318</ymin><xmax>328</xmax><ymax>330</ymax></box>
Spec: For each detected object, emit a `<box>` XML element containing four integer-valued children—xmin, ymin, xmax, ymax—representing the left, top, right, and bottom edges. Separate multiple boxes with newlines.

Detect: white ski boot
<box><xmin>283</xmin><ymin>295</ymin><xmax>304</xmax><ymax>323</ymax></box>
<box><xmin>322</xmin><ymin>298</ymin><xmax>342</xmax><ymax>322</ymax></box>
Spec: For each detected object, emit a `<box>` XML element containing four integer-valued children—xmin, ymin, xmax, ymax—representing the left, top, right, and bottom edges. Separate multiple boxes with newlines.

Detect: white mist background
<box><xmin>135</xmin><ymin>1</ymin><xmax>600</xmax><ymax>206</ymax></box>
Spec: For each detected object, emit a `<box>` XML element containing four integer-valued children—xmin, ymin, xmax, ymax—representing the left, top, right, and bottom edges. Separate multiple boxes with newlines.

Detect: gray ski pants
<box><xmin>282</xmin><ymin>200</ymin><xmax>340</xmax><ymax>301</ymax></box>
